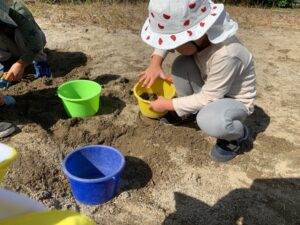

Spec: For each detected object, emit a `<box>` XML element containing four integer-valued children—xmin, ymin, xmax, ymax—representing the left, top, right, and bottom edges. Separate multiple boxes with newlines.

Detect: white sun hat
<box><xmin>0</xmin><ymin>0</ymin><xmax>17</xmax><ymax>27</ymax></box>
<box><xmin>206</xmin><ymin>11</ymin><xmax>238</xmax><ymax>44</ymax></box>
<box><xmin>141</xmin><ymin>0</ymin><xmax>237</xmax><ymax>50</ymax></box>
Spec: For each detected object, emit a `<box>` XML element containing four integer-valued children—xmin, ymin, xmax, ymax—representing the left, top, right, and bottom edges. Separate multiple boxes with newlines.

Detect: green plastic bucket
<box><xmin>57</xmin><ymin>80</ymin><xmax>102</xmax><ymax>118</ymax></box>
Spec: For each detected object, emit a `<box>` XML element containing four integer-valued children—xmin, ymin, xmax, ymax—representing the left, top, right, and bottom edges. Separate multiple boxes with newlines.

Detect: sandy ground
<box><xmin>1</xmin><ymin>9</ymin><xmax>300</xmax><ymax>225</ymax></box>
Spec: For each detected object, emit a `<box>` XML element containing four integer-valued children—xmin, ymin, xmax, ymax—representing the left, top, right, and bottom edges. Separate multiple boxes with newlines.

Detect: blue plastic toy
<box><xmin>62</xmin><ymin>145</ymin><xmax>125</xmax><ymax>205</ymax></box>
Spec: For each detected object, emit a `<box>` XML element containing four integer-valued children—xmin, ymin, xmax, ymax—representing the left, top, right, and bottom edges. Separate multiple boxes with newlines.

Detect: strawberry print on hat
<box><xmin>141</xmin><ymin>0</ymin><xmax>227</xmax><ymax>50</ymax></box>
<box><xmin>189</xmin><ymin>2</ymin><xmax>196</xmax><ymax>9</ymax></box>
<box><xmin>170</xmin><ymin>35</ymin><xmax>177</xmax><ymax>41</ymax></box>
<box><xmin>163</xmin><ymin>14</ymin><xmax>171</xmax><ymax>19</ymax></box>
<box><xmin>184</xmin><ymin>20</ymin><xmax>190</xmax><ymax>26</ymax></box>
<box><xmin>158</xmin><ymin>23</ymin><xmax>164</xmax><ymax>29</ymax></box>
<box><xmin>158</xmin><ymin>38</ymin><xmax>163</xmax><ymax>45</ymax></box>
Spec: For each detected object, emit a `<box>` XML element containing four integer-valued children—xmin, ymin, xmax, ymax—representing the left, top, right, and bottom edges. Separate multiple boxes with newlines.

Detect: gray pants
<box><xmin>172</xmin><ymin>55</ymin><xmax>248</xmax><ymax>141</ymax></box>
<box><xmin>0</xmin><ymin>28</ymin><xmax>47</xmax><ymax>62</ymax></box>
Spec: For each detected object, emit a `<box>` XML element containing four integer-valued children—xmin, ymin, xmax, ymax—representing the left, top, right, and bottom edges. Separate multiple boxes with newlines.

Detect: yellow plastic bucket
<box><xmin>133</xmin><ymin>79</ymin><xmax>176</xmax><ymax>118</ymax></box>
<box><xmin>0</xmin><ymin>210</ymin><xmax>96</xmax><ymax>225</ymax></box>
<box><xmin>0</xmin><ymin>143</ymin><xmax>17</xmax><ymax>184</ymax></box>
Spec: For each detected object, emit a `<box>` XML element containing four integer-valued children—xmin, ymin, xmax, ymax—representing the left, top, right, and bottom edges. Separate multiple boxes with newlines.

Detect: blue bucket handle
<box><xmin>112</xmin><ymin>174</ymin><xmax>120</xmax><ymax>196</ymax></box>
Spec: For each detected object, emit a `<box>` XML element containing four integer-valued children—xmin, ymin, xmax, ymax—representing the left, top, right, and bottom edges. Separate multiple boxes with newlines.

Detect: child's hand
<box><xmin>149</xmin><ymin>96</ymin><xmax>174</xmax><ymax>113</ymax></box>
<box><xmin>6</xmin><ymin>61</ymin><xmax>29</xmax><ymax>82</ymax></box>
<box><xmin>139</xmin><ymin>55</ymin><xmax>166</xmax><ymax>88</ymax></box>
<box><xmin>139</xmin><ymin>65</ymin><xmax>166</xmax><ymax>88</ymax></box>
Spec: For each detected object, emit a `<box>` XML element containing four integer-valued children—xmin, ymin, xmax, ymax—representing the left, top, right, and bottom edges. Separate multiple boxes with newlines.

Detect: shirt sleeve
<box><xmin>151</xmin><ymin>48</ymin><xmax>169</xmax><ymax>59</ymax></box>
<box><xmin>9</xmin><ymin>1</ymin><xmax>44</xmax><ymax>62</ymax></box>
<box><xmin>172</xmin><ymin>56</ymin><xmax>244</xmax><ymax>117</ymax></box>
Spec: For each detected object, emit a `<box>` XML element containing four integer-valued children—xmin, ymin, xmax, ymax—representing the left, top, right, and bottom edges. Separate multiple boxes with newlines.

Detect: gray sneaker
<box><xmin>210</xmin><ymin>126</ymin><xmax>250</xmax><ymax>162</ymax></box>
<box><xmin>0</xmin><ymin>122</ymin><xmax>16</xmax><ymax>138</ymax></box>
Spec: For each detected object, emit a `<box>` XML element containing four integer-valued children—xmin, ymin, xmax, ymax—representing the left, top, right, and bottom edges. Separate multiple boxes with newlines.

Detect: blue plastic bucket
<box><xmin>62</xmin><ymin>145</ymin><xmax>125</xmax><ymax>205</ymax></box>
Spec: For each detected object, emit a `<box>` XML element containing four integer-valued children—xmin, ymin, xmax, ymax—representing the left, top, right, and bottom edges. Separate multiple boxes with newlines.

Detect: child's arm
<box><xmin>173</xmin><ymin>56</ymin><xmax>246</xmax><ymax>117</ymax></box>
<box><xmin>9</xmin><ymin>1</ymin><xmax>44</xmax><ymax>63</ymax></box>
<box><xmin>4</xmin><ymin>1</ymin><xmax>44</xmax><ymax>81</ymax></box>
<box><xmin>139</xmin><ymin>49</ymin><xmax>169</xmax><ymax>88</ymax></box>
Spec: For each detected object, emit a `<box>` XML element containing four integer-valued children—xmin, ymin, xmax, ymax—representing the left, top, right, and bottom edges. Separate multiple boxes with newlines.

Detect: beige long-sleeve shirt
<box><xmin>153</xmin><ymin>36</ymin><xmax>256</xmax><ymax>117</ymax></box>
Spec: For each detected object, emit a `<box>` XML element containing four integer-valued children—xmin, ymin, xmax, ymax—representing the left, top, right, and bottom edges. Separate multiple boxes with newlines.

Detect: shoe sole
<box><xmin>0</xmin><ymin>125</ymin><xmax>16</xmax><ymax>138</ymax></box>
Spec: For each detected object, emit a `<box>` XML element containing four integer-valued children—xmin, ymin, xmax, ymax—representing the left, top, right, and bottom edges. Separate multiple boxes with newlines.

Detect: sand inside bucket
<box><xmin>139</xmin><ymin>93</ymin><xmax>158</xmax><ymax>101</ymax></box>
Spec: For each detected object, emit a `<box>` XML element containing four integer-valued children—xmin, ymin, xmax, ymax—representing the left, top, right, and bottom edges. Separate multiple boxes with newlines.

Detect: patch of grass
<box><xmin>28</xmin><ymin>1</ymin><xmax>300</xmax><ymax>32</ymax></box>
<box><xmin>29</xmin><ymin>1</ymin><xmax>148</xmax><ymax>32</ymax></box>
<box><xmin>226</xmin><ymin>5</ymin><xmax>300</xmax><ymax>30</ymax></box>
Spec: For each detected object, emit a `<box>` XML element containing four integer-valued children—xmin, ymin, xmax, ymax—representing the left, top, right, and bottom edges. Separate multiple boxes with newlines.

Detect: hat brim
<box><xmin>206</xmin><ymin>12</ymin><xmax>238</xmax><ymax>44</ymax></box>
<box><xmin>141</xmin><ymin>3</ymin><xmax>224</xmax><ymax>50</ymax></box>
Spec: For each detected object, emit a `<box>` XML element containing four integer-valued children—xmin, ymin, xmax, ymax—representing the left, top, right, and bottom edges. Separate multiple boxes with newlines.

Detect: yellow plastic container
<box><xmin>0</xmin><ymin>210</ymin><xmax>96</xmax><ymax>225</ymax></box>
<box><xmin>133</xmin><ymin>79</ymin><xmax>176</xmax><ymax>118</ymax></box>
<box><xmin>0</xmin><ymin>143</ymin><xmax>17</xmax><ymax>184</ymax></box>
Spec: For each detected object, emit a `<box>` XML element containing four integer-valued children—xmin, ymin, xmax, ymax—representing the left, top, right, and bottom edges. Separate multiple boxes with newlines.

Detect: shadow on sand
<box><xmin>162</xmin><ymin>178</ymin><xmax>300</xmax><ymax>225</ymax></box>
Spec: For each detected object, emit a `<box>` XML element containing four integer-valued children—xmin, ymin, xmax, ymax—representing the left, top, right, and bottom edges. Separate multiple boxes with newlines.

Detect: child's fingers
<box><xmin>147</xmin><ymin>78</ymin><xmax>155</xmax><ymax>88</ymax></box>
<box><xmin>3</xmin><ymin>72</ymin><xmax>14</xmax><ymax>81</ymax></box>
<box><xmin>149</xmin><ymin>101</ymin><xmax>155</xmax><ymax>110</ymax></box>
<box><xmin>3</xmin><ymin>72</ymin><xmax>9</xmax><ymax>80</ymax></box>
<box><xmin>164</xmin><ymin>76</ymin><xmax>173</xmax><ymax>83</ymax></box>
<box><xmin>138</xmin><ymin>74</ymin><xmax>146</xmax><ymax>83</ymax></box>
<box><xmin>142</xmin><ymin>76</ymin><xmax>151</xmax><ymax>88</ymax></box>
<box><xmin>138</xmin><ymin>71</ymin><xmax>147</xmax><ymax>83</ymax></box>
<box><xmin>159</xmin><ymin>71</ymin><xmax>173</xmax><ymax>83</ymax></box>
